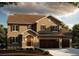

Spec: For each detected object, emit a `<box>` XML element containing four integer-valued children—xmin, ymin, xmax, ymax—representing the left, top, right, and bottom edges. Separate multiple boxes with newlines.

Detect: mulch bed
<box><xmin>0</xmin><ymin>48</ymin><xmax>52</xmax><ymax>56</ymax></box>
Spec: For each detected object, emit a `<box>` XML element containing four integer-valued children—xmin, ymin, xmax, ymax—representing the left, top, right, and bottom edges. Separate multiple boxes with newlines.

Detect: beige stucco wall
<box><xmin>36</xmin><ymin>17</ymin><xmax>62</xmax><ymax>32</ymax></box>
<box><xmin>7</xmin><ymin>25</ymin><xmax>27</xmax><ymax>37</ymax></box>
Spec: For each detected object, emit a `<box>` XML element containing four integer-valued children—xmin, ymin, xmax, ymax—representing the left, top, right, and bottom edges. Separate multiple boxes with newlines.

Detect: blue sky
<box><xmin>0</xmin><ymin>9</ymin><xmax>79</xmax><ymax>29</ymax></box>
<box><xmin>61</xmin><ymin>11</ymin><xmax>79</xmax><ymax>28</ymax></box>
<box><xmin>0</xmin><ymin>10</ymin><xmax>8</xmax><ymax>28</ymax></box>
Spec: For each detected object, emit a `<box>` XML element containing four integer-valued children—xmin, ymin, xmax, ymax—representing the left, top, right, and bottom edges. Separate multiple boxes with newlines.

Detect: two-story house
<box><xmin>7</xmin><ymin>14</ymin><xmax>72</xmax><ymax>49</ymax></box>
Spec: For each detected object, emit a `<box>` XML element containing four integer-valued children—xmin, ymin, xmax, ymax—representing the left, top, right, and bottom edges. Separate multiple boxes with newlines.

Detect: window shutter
<box><xmin>16</xmin><ymin>25</ymin><xmax>19</xmax><ymax>31</ymax></box>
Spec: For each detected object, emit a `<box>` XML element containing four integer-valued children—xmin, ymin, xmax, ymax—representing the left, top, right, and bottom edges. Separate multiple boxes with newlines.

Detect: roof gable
<box><xmin>47</xmin><ymin>16</ymin><xmax>63</xmax><ymax>25</ymax></box>
<box><xmin>21</xmin><ymin>29</ymin><xmax>38</xmax><ymax>36</ymax></box>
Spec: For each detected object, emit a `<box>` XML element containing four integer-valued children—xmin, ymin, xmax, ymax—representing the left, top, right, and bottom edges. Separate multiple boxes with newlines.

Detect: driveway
<box><xmin>43</xmin><ymin>48</ymin><xmax>79</xmax><ymax>56</ymax></box>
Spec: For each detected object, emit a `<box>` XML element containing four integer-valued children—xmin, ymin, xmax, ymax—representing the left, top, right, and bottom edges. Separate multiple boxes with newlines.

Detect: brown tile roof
<box><xmin>8</xmin><ymin>14</ymin><xmax>45</xmax><ymax>24</ymax></box>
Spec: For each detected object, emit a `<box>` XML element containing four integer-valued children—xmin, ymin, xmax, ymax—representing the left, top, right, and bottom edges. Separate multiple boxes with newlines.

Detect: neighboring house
<box><xmin>7</xmin><ymin>14</ymin><xmax>72</xmax><ymax>49</ymax></box>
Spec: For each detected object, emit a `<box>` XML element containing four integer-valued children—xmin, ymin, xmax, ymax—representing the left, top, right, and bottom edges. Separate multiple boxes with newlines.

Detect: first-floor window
<box><xmin>9</xmin><ymin>37</ymin><xmax>19</xmax><ymax>49</ymax></box>
<box><xmin>11</xmin><ymin>37</ymin><xmax>18</xmax><ymax>44</ymax></box>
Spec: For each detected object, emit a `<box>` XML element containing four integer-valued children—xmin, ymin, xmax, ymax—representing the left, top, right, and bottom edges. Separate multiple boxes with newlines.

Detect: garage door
<box><xmin>62</xmin><ymin>39</ymin><xmax>69</xmax><ymax>48</ymax></box>
<box><xmin>40</xmin><ymin>39</ymin><xmax>59</xmax><ymax>48</ymax></box>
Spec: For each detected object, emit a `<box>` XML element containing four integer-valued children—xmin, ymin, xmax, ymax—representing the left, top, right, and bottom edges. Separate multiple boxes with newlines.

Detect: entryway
<box><xmin>26</xmin><ymin>35</ymin><xmax>34</xmax><ymax>46</ymax></box>
<box><xmin>21</xmin><ymin>29</ymin><xmax>39</xmax><ymax>48</ymax></box>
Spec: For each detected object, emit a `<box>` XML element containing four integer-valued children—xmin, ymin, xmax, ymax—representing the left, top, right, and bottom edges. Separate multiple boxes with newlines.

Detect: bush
<box><xmin>35</xmin><ymin>48</ymin><xmax>44</xmax><ymax>52</ymax></box>
<box><xmin>42</xmin><ymin>51</ymin><xmax>49</xmax><ymax>55</ymax></box>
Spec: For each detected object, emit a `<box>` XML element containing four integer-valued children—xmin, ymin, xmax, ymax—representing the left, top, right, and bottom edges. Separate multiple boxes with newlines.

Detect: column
<box><xmin>36</xmin><ymin>36</ymin><xmax>39</xmax><ymax>48</ymax></box>
<box><xmin>59</xmin><ymin>38</ymin><xmax>62</xmax><ymax>48</ymax></box>
<box><xmin>22</xmin><ymin>37</ymin><xmax>26</xmax><ymax>48</ymax></box>
<box><xmin>70</xmin><ymin>38</ymin><xmax>72</xmax><ymax>48</ymax></box>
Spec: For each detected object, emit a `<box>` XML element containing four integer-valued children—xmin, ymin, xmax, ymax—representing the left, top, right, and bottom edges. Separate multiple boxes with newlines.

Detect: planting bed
<box><xmin>0</xmin><ymin>48</ymin><xmax>52</xmax><ymax>56</ymax></box>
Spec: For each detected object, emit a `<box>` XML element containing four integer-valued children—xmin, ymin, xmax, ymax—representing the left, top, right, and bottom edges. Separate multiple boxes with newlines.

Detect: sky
<box><xmin>0</xmin><ymin>10</ymin><xmax>8</xmax><ymax>28</ymax></box>
<box><xmin>61</xmin><ymin>12</ymin><xmax>79</xmax><ymax>28</ymax></box>
<box><xmin>0</xmin><ymin>2</ymin><xmax>79</xmax><ymax>29</ymax></box>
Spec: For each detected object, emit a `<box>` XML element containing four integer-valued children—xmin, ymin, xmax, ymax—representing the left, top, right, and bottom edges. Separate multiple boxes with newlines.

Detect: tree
<box><xmin>62</xmin><ymin>23</ymin><xmax>70</xmax><ymax>30</ymax></box>
<box><xmin>72</xmin><ymin>23</ymin><xmax>79</xmax><ymax>48</ymax></box>
<box><xmin>68</xmin><ymin>2</ymin><xmax>79</xmax><ymax>7</ymax></box>
<box><xmin>0</xmin><ymin>24</ymin><xmax>7</xmax><ymax>49</ymax></box>
<box><xmin>0</xmin><ymin>2</ymin><xmax>17</xmax><ymax>7</ymax></box>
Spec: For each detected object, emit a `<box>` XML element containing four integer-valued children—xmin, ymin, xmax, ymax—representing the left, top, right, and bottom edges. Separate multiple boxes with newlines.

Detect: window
<box><xmin>12</xmin><ymin>37</ymin><xmax>18</xmax><ymax>44</ymax></box>
<box><xmin>27</xmin><ymin>25</ymin><xmax>32</xmax><ymax>29</ymax></box>
<box><xmin>9</xmin><ymin>37</ymin><xmax>19</xmax><ymax>49</ymax></box>
<box><xmin>11</xmin><ymin>24</ymin><xmax>19</xmax><ymax>31</ymax></box>
<box><xmin>41</xmin><ymin>25</ymin><xmax>46</xmax><ymax>31</ymax></box>
<box><xmin>51</xmin><ymin>26</ymin><xmax>59</xmax><ymax>32</ymax></box>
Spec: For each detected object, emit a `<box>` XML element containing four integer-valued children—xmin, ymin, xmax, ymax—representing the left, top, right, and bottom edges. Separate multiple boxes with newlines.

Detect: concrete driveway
<box><xmin>43</xmin><ymin>48</ymin><xmax>79</xmax><ymax>56</ymax></box>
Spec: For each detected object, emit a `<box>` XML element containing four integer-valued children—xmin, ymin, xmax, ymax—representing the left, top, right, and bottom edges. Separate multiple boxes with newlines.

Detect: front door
<box><xmin>26</xmin><ymin>35</ymin><xmax>33</xmax><ymax>46</ymax></box>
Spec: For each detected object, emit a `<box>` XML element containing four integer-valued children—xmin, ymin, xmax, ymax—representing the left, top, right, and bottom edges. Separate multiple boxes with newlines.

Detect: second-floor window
<box><xmin>51</xmin><ymin>26</ymin><xmax>59</xmax><ymax>32</ymax></box>
<box><xmin>41</xmin><ymin>25</ymin><xmax>46</xmax><ymax>31</ymax></box>
<box><xmin>11</xmin><ymin>24</ymin><xmax>19</xmax><ymax>32</ymax></box>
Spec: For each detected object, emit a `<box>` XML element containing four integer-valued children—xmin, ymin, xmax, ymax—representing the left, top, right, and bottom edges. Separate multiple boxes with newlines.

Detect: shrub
<box><xmin>42</xmin><ymin>51</ymin><xmax>49</xmax><ymax>55</ymax></box>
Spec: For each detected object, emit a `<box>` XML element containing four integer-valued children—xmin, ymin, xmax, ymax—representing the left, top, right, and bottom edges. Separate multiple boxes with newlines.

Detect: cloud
<box><xmin>1</xmin><ymin>2</ymin><xmax>79</xmax><ymax>17</ymax></box>
<box><xmin>1</xmin><ymin>2</ymin><xmax>79</xmax><ymax>28</ymax></box>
